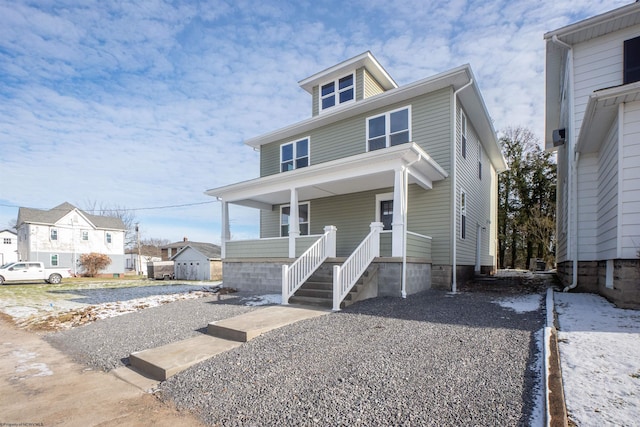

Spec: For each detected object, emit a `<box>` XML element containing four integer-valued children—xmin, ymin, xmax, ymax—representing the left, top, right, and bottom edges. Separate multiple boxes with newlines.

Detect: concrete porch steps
<box><xmin>124</xmin><ymin>305</ymin><xmax>329</xmax><ymax>384</ymax></box>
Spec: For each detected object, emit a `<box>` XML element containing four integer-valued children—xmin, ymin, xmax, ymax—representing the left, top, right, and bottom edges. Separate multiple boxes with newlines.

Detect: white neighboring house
<box><xmin>0</xmin><ymin>229</ymin><xmax>18</xmax><ymax>265</ymax></box>
<box><xmin>16</xmin><ymin>202</ymin><xmax>126</xmax><ymax>275</ymax></box>
<box><xmin>125</xmin><ymin>251</ymin><xmax>161</xmax><ymax>275</ymax></box>
<box><xmin>544</xmin><ymin>2</ymin><xmax>640</xmax><ymax>308</ymax></box>
<box><xmin>171</xmin><ymin>242</ymin><xmax>222</xmax><ymax>281</ymax></box>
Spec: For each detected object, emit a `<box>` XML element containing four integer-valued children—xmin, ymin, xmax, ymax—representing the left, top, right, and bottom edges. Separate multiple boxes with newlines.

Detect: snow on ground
<box><xmin>493</xmin><ymin>294</ymin><xmax>542</xmax><ymax>313</ymax></box>
<box><xmin>240</xmin><ymin>294</ymin><xmax>282</xmax><ymax>306</ymax></box>
<box><xmin>555</xmin><ymin>292</ymin><xmax>640</xmax><ymax>427</ymax></box>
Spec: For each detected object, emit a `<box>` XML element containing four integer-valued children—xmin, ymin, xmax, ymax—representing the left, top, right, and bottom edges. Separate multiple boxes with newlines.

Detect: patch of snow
<box><xmin>493</xmin><ymin>294</ymin><xmax>541</xmax><ymax>313</ymax></box>
<box><xmin>555</xmin><ymin>292</ymin><xmax>640</xmax><ymax>426</ymax></box>
<box><xmin>529</xmin><ymin>328</ymin><xmax>545</xmax><ymax>427</ymax></box>
<box><xmin>4</xmin><ymin>306</ymin><xmax>39</xmax><ymax>319</ymax></box>
<box><xmin>12</xmin><ymin>350</ymin><xmax>53</xmax><ymax>378</ymax></box>
<box><xmin>241</xmin><ymin>294</ymin><xmax>282</xmax><ymax>306</ymax></box>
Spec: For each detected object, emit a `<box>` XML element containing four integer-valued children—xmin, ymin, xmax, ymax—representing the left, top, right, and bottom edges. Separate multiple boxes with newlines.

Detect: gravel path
<box><xmin>161</xmin><ymin>290</ymin><xmax>544</xmax><ymax>426</ymax></box>
<box><xmin>44</xmin><ymin>294</ymin><xmax>259</xmax><ymax>370</ymax></box>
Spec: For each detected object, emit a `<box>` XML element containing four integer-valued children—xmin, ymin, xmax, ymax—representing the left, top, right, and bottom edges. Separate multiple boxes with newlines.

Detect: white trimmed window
<box><xmin>82</xmin><ymin>231</ymin><xmax>89</xmax><ymax>241</ymax></box>
<box><xmin>280</xmin><ymin>203</ymin><xmax>309</xmax><ymax>237</ymax></box>
<box><xmin>51</xmin><ymin>254</ymin><xmax>58</xmax><ymax>266</ymax></box>
<box><xmin>461</xmin><ymin>109</ymin><xmax>467</xmax><ymax>159</ymax></box>
<box><xmin>460</xmin><ymin>190</ymin><xmax>467</xmax><ymax>240</ymax></box>
<box><xmin>50</xmin><ymin>228</ymin><xmax>58</xmax><ymax>241</ymax></box>
<box><xmin>3</xmin><ymin>238</ymin><xmax>11</xmax><ymax>244</ymax></box>
<box><xmin>106</xmin><ymin>232</ymin><xmax>112</xmax><ymax>244</ymax></box>
<box><xmin>367</xmin><ymin>106</ymin><xmax>411</xmax><ymax>151</ymax></box>
<box><xmin>320</xmin><ymin>73</ymin><xmax>354</xmax><ymax>111</ymax></box>
<box><xmin>281</xmin><ymin>138</ymin><xmax>309</xmax><ymax>172</ymax></box>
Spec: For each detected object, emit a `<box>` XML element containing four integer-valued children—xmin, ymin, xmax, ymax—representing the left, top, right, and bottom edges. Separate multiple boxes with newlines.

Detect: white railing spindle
<box><xmin>332</xmin><ymin>222</ymin><xmax>382</xmax><ymax>311</ymax></box>
<box><xmin>282</xmin><ymin>225</ymin><xmax>336</xmax><ymax>305</ymax></box>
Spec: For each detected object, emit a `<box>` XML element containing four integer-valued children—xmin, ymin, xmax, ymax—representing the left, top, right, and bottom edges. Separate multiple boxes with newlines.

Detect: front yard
<box><xmin>0</xmin><ymin>277</ymin><xmax>221</xmax><ymax>330</ymax></box>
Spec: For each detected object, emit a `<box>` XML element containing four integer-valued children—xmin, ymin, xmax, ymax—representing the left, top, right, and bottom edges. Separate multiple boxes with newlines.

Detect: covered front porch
<box><xmin>206</xmin><ymin>143</ymin><xmax>448</xmax><ymax>307</ymax></box>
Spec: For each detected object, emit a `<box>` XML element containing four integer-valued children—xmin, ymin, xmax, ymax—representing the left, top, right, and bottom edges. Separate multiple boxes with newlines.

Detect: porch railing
<box><xmin>332</xmin><ymin>222</ymin><xmax>383</xmax><ymax>311</ymax></box>
<box><xmin>282</xmin><ymin>225</ymin><xmax>337</xmax><ymax>305</ymax></box>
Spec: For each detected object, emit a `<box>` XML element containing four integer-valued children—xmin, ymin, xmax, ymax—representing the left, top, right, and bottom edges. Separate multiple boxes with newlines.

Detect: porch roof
<box><xmin>205</xmin><ymin>143</ymin><xmax>448</xmax><ymax>210</ymax></box>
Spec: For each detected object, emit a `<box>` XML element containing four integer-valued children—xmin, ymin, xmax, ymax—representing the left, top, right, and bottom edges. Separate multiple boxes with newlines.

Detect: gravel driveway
<box><xmin>46</xmin><ymin>289</ymin><xmax>544</xmax><ymax>426</ymax></box>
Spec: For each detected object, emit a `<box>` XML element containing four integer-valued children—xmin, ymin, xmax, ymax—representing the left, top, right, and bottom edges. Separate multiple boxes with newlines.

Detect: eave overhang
<box><xmin>298</xmin><ymin>51</ymin><xmax>397</xmax><ymax>94</ymax></box>
<box><xmin>576</xmin><ymin>81</ymin><xmax>640</xmax><ymax>153</ymax></box>
<box><xmin>205</xmin><ymin>143</ymin><xmax>448</xmax><ymax>209</ymax></box>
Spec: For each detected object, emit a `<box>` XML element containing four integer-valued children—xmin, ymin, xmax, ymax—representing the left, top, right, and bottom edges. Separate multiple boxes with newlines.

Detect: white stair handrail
<box><xmin>282</xmin><ymin>225</ymin><xmax>337</xmax><ymax>304</ymax></box>
<box><xmin>332</xmin><ymin>222</ymin><xmax>382</xmax><ymax>311</ymax></box>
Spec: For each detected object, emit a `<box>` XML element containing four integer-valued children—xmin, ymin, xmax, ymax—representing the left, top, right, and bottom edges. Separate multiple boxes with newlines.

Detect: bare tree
<box><xmin>83</xmin><ymin>201</ymin><xmax>137</xmax><ymax>248</ymax></box>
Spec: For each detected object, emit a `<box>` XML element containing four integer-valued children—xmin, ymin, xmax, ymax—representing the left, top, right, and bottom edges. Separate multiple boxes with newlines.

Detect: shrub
<box><xmin>79</xmin><ymin>252</ymin><xmax>112</xmax><ymax>277</ymax></box>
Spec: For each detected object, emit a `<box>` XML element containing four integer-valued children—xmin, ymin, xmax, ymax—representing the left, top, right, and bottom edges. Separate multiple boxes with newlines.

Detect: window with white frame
<box><xmin>478</xmin><ymin>143</ymin><xmax>483</xmax><ymax>180</ymax></box>
<box><xmin>82</xmin><ymin>231</ymin><xmax>89</xmax><ymax>241</ymax></box>
<box><xmin>3</xmin><ymin>238</ymin><xmax>11</xmax><ymax>244</ymax></box>
<box><xmin>320</xmin><ymin>73</ymin><xmax>354</xmax><ymax>111</ymax></box>
<box><xmin>51</xmin><ymin>254</ymin><xmax>58</xmax><ymax>266</ymax></box>
<box><xmin>280</xmin><ymin>203</ymin><xmax>309</xmax><ymax>237</ymax></box>
<box><xmin>460</xmin><ymin>190</ymin><xmax>467</xmax><ymax>240</ymax></box>
<box><xmin>106</xmin><ymin>232</ymin><xmax>112</xmax><ymax>244</ymax></box>
<box><xmin>281</xmin><ymin>138</ymin><xmax>309</xmax><ymax>172</ymax></box>
<box><xmin>461</xmin><ymin>109</ymin><xmax>467</xmax><ymax>159</ymax></box>
<box><xmin>50</xmin><ymin>228</ymin><xmax>58</xmax><ymax>241</ymax></box>
<box><xmin>367</xmin><ymin>106</ymin><xmax>411</xmax><ymax>151</ymax></box>
<box><xmin>624</xmin><ymin>35</ymin><xmax>640</xmax><ymax>85</ymax></box>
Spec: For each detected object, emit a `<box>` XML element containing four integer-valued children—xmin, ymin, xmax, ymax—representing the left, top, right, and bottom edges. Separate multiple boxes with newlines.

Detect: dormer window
<box><xmin>320</xmin><ymin>73</ymin><xmax>354</xmax><ymax>111</ymax></box>
<box><xmin>281</xmin><ymin>138</ymin><xmax>309</xmax><ymax>172</ymax></box>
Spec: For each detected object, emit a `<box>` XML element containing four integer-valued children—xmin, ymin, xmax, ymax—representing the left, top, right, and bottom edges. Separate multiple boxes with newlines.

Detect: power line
<box><xmin>0</xmin><ymin>200</ymin><xmax>216</xmax><ymax>213</ymax></box>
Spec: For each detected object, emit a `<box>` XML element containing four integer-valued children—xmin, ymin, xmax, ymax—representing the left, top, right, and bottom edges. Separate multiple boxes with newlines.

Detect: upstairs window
<box><xmin>50</xmin><ymin>228</ymin><xmax>58</xmax><ymax>241</ymax></box>
<box><xmin>320</xmin><ymin>73</ymin><xmax>354</xmax><ymax>111</ymax></box>
<box><xmin>3</xmin><ymin>238</ymin><xmax>11</xmax><ymax>244</ymax></box>
<box><xmin>624</xmin><ymin>36</ymin><xmax>640</xmax><ymax>85</ymax></box>
<box><xmin>280</xmin><ymin>203</ymin><xmax>309</xmax><ymax>237</ymax></box>
<box><xmin>281</xmin><ymin>138</ymin><xmax>309</xmax><ymax>172</ymax></box>
<box><xmin>82</xmin><ymin>231</ymin><xmax>89</xmax><ymax>241</ymax></box>
<box><xmin>106</xmin><ymin>232</ymin><xmax>112</xmax><ymax>244</ymax></box>
<box><xmin>461</xmin><ymin>110</ymin><xmax>467</xmax><ymax>159</ymax></box>
<box><xmin>367</xmin><ymin>106</ymin><xmax>411</xmax><ymax>151</ymax></box>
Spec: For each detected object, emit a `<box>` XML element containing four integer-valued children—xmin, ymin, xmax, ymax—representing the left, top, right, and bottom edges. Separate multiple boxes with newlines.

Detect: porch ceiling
<box><xmin>206</xmin><ymin>143</ymin><xmax>448</xmax><ymax>210</ymax></box>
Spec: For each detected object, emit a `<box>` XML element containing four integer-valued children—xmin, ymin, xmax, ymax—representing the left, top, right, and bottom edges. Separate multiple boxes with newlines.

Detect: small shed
<box><xmin>171</xmin><ymin>242</ymin><xmax>222</xmax><ymax>281</ymax></box>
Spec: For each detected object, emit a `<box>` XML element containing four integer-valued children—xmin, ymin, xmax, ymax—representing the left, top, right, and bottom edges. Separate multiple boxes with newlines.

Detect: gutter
<box><xmin>550</xmin><ymin>36</ymin><xmax>579</xmax><ymax>293</ymax></box>
<box><xmin>451</xmin><ymin>78</ymin><xmax>474</xmax><ymax>293</ymax></box>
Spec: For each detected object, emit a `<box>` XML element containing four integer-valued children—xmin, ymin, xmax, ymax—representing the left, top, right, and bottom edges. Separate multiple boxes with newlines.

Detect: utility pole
<box><xmin>136</xmin><ymin>223</ymin><xmax>141</xmax><ymax>275</ymax></box>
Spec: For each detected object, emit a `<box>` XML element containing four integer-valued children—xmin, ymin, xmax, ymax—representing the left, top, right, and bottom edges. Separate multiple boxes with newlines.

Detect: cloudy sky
<box><xmin>0</xmin><ymin>0</ymin><xmax>629</xmax><ymax>244</ymax></box>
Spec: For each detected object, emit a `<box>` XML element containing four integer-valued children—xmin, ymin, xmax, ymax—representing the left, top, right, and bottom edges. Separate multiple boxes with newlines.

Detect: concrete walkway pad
<box><xmin>207</xmin><ymin>304</ymin><xmax>329</xmax><ymax>342</ymax></box>
<box><xmin>130</xmin><ymin>335</ymin><xmax>241</xmax><ymax>381</ymax></box>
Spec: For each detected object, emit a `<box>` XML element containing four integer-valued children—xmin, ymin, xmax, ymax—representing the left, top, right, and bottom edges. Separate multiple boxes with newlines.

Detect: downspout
<box><xmin>451</xmin><ymin>78</ymin><xmax>474</xmax><ymax>293</ymax></box>
<box><xmin>402</xmin><ymin>154</ymin><xmax>422</xmax><ymax>298</ymax></box>
<box><xmin>551</xmin><ymin>35</ymin><xmax>579</xmax><ymax>292</ymax></box>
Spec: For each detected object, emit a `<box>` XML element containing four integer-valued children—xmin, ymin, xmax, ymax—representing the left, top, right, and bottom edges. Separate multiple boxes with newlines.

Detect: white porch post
<box><xmin>392</xmin><ymin>167</ymin><xmax>405</xmax><ymax>257</ymax></box>
<box><xmin>288</xmin><ymin>188</ymin><xmax>300</xmax><ymax>258</ymax></box>
<box><xmin>221</xmin><ymin>200</ymin><xmax>230</xmax><ymax>259</ymax></box>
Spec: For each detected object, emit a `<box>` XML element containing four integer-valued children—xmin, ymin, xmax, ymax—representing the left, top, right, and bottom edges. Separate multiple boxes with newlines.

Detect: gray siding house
<box><xmin>544</xmin><ymin>3</ymin><xmax>640</xmax><ymax>308</ymax></box>
<box><xmin>207</xmin><ymin>52</ymin><xmax>506</xmax><ymax>308</ymax></box>
<box><xmin>16</xmin><ymin>202</ymin><xmax>126</xmax><ymax>275</ymax></box>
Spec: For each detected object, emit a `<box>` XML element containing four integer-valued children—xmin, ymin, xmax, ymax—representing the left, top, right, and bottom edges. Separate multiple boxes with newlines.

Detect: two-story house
<box><xmin>0</xmin><ymin>229</ymin><xmax>18</xmax><ymax>265</ymax></box>
<box><xmin>544</xmin><ymin>2</ymin><xmax>640</xmax><ymax>308</ymax></box>
<box><xmin>17</xmin><ymin>202</ymin><xmax>126</xmax><ymax>275</ymax></box>
<box><xmin>207</xmin><ymin>52</ymin><xmax>506</xmax><ymax>309</ymax></box>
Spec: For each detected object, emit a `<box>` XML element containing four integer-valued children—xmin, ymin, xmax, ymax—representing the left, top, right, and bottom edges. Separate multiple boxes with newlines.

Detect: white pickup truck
<box><xmin>0</xmin><ymin>261</ymin><xmax>72</xmax><ymax>285</ymax></box>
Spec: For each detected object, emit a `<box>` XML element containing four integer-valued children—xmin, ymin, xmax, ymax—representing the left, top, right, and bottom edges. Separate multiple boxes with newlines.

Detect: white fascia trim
<box><xmin>205</xmin><ymin>143</ymin><xmax>447</xmax><ymax>203</ymax></box>
<box><xmin>299</xmin><ymin>51</ymin><xmax>397</xmax><ymax>94</ymax></box>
